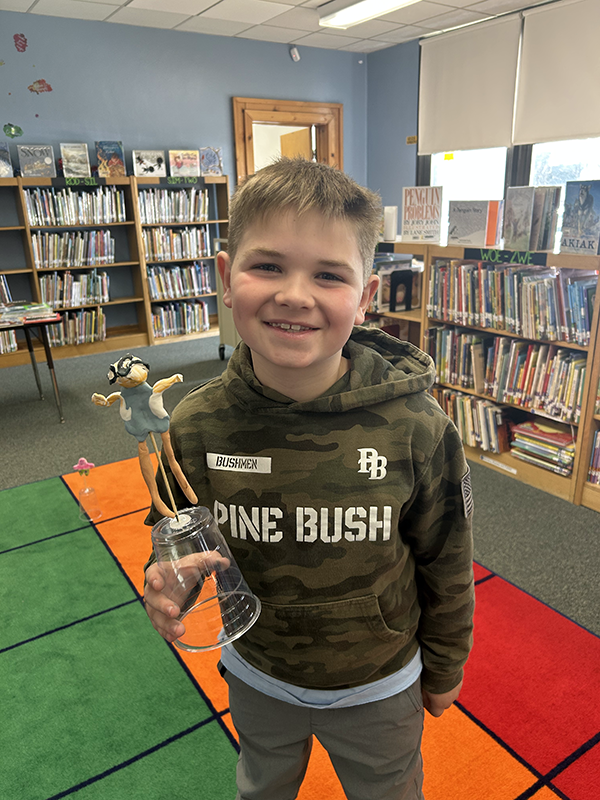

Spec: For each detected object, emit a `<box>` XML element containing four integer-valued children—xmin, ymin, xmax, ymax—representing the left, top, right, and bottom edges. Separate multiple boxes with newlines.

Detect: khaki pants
<box><xmin>224</xmin><ymin>670</ymin><xmax>425</xmax><ymax>800</ymax></box>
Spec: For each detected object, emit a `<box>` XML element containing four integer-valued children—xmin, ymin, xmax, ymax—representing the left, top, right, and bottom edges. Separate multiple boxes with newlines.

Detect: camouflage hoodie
<box><xmin>146</xmin><ymin>326</ymin><xmax>474</xmax><ymax>695</ymax></box>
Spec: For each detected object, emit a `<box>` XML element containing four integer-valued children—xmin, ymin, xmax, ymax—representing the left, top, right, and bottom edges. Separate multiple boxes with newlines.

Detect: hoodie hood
<box><xmin>222</xmin><ymin>326</ymin><xmax>435</xmax><ymax>414</ymax></box>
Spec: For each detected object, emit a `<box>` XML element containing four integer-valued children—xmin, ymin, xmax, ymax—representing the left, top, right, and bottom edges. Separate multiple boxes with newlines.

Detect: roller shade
<box><xmin>418</xmin><ymin>16</ymin><xmax>521</xmax><ymax>155</ymax></box>
<box><xmin>514</xmin><ymin>0</ymin><xmax>600</xmax><ymax>145</ymax></box>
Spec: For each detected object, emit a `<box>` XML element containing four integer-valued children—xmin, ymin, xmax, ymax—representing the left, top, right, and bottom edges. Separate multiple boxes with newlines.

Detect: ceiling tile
<box><xmin>128</xmin><ymin>0</ymin><xmax>216</xmax><ymax>14</ymax></box>
<box><xmin>291</xmin><ymin>30</ymin><xmax>361</xmax><ymax>48</ymax></box>
<box><xmin>236</xmin><ymin>24</ymin><xmax>307</xmax><ymax>42</ymax></box>
<box><xmin>262</xmin><ymin>0</ymin><xmax>306</xmax><ymax>4</ymax></box>
<box><xmin>0</xmin><ymin>0</ymin><xmax>41</xmax><ymax>9</ymax></box>
<box><xmin>106</xmin><ymin>5</ymin><xmax>192</xmax><ymax>27</ymax></box>
<box><xmin>267</xmin><ymin>6</ymin><xmax>321</xmax><ymax>30</ymax></box>
<box><xmin>372</xmin><ymin>24</ymin><xmax>430</xmax><ymax>42</ymax></box>
<box><xmin>29</xmin><ymin>0</ymin><xmax>117</xmax><ymax>20</ymax></box>
<box><xmin>175</xmin><ymin>15</ymin><xmax>252</xmax><ymax>34</ymax></box>
<box><xmin>201</xmin><ymin>0</ymin><xmax>293</xmax><ymax>25</ymax></box>
<box><xmin>418</xmin><ymin>7</ymin><xmax>491</xmax><ymax>28</ymax></box>
<box><xmin>381</xmin><ymin>1</ymin><xmax>456</xmax><ymax>25</ymax></box>
<box><xmin>298</xmin><ymin>0</ymin><xmax>322</xmax><ymax>7</ymax></box>
<box><xmin>341</xmin><ymin>39</ymin><xmax>397</xmax><ymax>52</ymax></box>
<box><xmin>468</xmin><ymin>0</ymin><xmax>538</xmax><ymax>12</ymax></box>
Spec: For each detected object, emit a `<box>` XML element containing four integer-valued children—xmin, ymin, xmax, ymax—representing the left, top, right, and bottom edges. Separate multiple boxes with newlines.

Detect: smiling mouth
<box><xmin>266</xmin><ymin>322</ymin><xmax>316</xmax><ymax>332</ymax></box>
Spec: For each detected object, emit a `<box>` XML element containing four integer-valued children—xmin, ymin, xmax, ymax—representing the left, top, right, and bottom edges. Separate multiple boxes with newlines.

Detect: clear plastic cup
<box><xmin>151</xmin><ymin>506</ymin><xmax>261</xmax><ymax>652</ymax></box>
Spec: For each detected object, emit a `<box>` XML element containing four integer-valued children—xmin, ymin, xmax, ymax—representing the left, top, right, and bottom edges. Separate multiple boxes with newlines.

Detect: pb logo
<box><xmin>357</xmin><ymin>448</ymin><xmax>388</xmax><ymax>480</ymax></box>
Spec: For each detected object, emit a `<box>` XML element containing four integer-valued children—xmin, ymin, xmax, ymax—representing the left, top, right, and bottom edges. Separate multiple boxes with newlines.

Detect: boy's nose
<box><xmin>274</xmin><ymin>275</ymin><xmax>315</xmax><ymax>308</ymax></box>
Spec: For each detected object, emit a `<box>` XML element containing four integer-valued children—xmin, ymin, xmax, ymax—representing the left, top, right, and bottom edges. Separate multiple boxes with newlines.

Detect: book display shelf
<box><xmin>132</xmin><ymin>175</ymin><xmax>229</xmax><ymax>346</ymax></box>
<box><xmin>369</xmin><ymin>241</ymin><xmax>600</xmax><ymax>512</ymax></box>
<box><xmin>0</xmin><ymin>175</ymin><xmax>229</xmax><ymax>366</ymax></box>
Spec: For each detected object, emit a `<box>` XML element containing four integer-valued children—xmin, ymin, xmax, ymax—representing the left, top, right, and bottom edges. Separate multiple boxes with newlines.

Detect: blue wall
<box><xmin>367</xmin><ymin>39</ymin><xmax>420</xmax><ymax>207</ymax></box>
<box><xmin>0</xmin><ymin>10</ymin><xmax>372</xmax><ymax>186</ymax></box>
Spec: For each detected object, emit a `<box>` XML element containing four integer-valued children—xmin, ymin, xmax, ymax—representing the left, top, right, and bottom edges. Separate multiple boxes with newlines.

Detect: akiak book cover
<box><xmin>60</xmin><ymin>143</ymin><xmax>91</xmax><ymax>178</ymax></box>
<box><xmin>17</xmin><ymin>144</ymin><xmax>56</xmax><ymax>178</ymax></box>
<box><xmin>96</xmin><ymin>141</ymin><xmax>126</xmax><ymax>178</ymax></box>
<box><xmin>169</xmin><ymin>150</ymin><xmax>200</xmax><ymax>177</ymax></box>
<box><xmin>560</xmin><ymin>180</ymin><xmax>600</xmax><ymax>255</ymax></box>
<box><xmin>133</xmin><ymin>150</ymin><xmax>167</xmax><ymax>178</ymax></box>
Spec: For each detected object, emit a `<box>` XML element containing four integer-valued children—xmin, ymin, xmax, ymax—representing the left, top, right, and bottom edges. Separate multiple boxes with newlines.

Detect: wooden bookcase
<box><xmin>0</xmin><ymin>175</ymin><xmax>229</xmax><ymax>367</ymax></box>
<box><xmin>370</xmin><ymin>241</ymin><xmax>600</xmax><ymax>510</ymax></box>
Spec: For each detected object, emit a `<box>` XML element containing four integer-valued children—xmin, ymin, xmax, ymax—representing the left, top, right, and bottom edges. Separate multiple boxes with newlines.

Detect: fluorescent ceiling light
<box><xmin>318</xmin><ymin>0</ymin><xmax>422</xmax><ymax>29</ymax></box>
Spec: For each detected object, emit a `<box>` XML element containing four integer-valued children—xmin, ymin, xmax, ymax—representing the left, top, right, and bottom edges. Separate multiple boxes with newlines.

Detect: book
<box><xmin>169</xmin><ymin>150</ymin><xmax>200</xmax><ymax>178</ymax></box>
<box><xmin>370</xmin><ymin>255</ymin><xmax>413</xmax><ymax>313</ymax></box>
<box><xmin>200</xmin><ymin>146</ymin><xmax>223</xmax><ymax>176</ymax></box>
<box><xmin>503</xmin><ymin>186</ymin><xmax>535</xmax><ymax>250</ymax></box>
<box><xmin>17</xmin><ymin>144</ymin><xmax>56</xmax><ymax>178</ymax></box>
<box><xmin>401</xmin><ymin>186</ymin><xmax>442</xmax><ymax>243</ymax></box>
<box><xmin>60</xmin><ymin>143</ymin><xmax>91</xmax><ymax>178</ymax></box>
<box><xmin>0</xmin><ymin>142</ymin><xmax>13</xmax><ymax>177</ymax></box>
<box><xmin>447</xmin><ymin>200</ymin><xmax>502</xmax><ymax>247</ymax></box>
<box><xmin>133</xmin><ymin>150</ymin><xmax>167</xmax><ymax>178</ymax></box>
<box><xmin>95</xmin><ymin>141</ymin><xmax>126</xmax><ymax>178</ymax></box>
<box><xmin>560</xmin><ymin>180</ymin><xmax>600</xmax><ymax>255</ymax></box>
<box><xmin>529</xmin><ymin>186</ymin><xmax>561</xmax><ymax>251</ymax></box>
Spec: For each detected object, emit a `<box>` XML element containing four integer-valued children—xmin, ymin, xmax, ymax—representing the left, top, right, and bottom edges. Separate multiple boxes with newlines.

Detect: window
<box><xmin>431</xmin><ymin>148</ymin><xmax>507</xmax><ymax>245</ymax></box>
<box><xmin>531</xmin><ymin>137</ymin><xmax>600</xmax><ymax>251</ymax></box>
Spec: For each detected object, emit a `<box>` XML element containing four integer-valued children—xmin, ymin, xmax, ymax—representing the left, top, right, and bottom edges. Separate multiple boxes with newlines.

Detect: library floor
<box><xmin>2</xmin><ymin>456</ymin><xmax>599</xmax><ymax>800</ymax></box>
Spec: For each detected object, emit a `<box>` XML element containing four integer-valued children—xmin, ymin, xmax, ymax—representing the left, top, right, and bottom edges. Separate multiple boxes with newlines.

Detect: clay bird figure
<box><xmin>92</xmin><ymin>353</ymin><xmax>198</xmax><ymax>519</ymax></box>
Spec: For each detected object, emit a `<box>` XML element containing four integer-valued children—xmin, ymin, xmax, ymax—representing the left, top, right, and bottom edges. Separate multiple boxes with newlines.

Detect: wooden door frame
<box><xmin>232</xmin><ymin>97</ymin><xmax>343</xmax><ymax>184</ymax></box>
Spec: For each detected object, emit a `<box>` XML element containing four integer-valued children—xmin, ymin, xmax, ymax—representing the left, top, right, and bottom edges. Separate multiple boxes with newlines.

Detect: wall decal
<box><xmin>3</xmin><ymin>123</ymin><xmax>24</xmax><ymax>138</ymax></box>
<box><xmin>28</xmin><ymin>79</ymin><xmax>52</xmax><ymax>94</ymax></box>
<box><xmin>13</xmin><ymin>34</ymin><xmax>28</xmax><ymax>53</ymax></box>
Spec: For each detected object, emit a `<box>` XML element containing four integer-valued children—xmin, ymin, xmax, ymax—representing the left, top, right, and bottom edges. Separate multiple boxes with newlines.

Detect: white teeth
<box><xmin>270</xmin><ymin>322</ymin><xmax>310</xmax><ymax>331</ymax></box>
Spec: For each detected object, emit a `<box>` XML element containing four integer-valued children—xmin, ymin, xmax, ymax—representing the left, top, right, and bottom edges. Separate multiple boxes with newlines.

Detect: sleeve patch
<box><xmin>461</xmin><ymin>469</ymin><xmax>474</xmax><ymax>518</ymax></box>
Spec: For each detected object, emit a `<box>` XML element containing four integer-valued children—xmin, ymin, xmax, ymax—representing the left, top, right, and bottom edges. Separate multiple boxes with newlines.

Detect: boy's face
<box><xmin>218</xmin><ymin>209</ymin><xmax>378</xmax><ymax>392</ymax></box>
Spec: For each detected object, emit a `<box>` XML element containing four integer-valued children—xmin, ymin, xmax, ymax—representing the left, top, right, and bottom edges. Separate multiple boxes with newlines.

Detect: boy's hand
<box><xmin>422</xmin><ymin>679</ymin><xmax>463</xmax><ymax>717</ymax></box>
<box><xmin>143</xmin><ymin>552</ymin><xmax>231</xmax><ymax>643</ymax></box>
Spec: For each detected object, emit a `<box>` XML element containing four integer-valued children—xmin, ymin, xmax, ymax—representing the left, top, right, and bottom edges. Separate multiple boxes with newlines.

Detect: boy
<box><xmin>144</xmin><ymin>158</ymin><xmax>474</xmax><ymax>800</ymax></box>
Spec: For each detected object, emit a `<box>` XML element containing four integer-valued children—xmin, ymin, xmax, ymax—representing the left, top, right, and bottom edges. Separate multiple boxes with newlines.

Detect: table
<box><xmin>3</xmin><ymin>317</ymin><xmax>65</xmax><ymax>423</ymax></box>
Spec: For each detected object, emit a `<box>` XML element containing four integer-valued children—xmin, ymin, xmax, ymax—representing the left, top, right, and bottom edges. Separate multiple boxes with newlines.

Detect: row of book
<box><xmin>47</xmin><ymin>308</ymin><xmax>106</xmax><ymax>346</ymax></box>
<box><xmin>147</xmin><ymin>262</ymin><xmax>213</xmax><ymax>301</ymax></box>
<box><xmin>0</xmin><ymin>274</ymin><xmax>12</xmax><ymax>304</ymax></box>
<box><xmin>431</xmin><ymin>386</ymin><xmax>511</xmax><ymax>454</ymax></box>
<box><xmin>425</xmin><ymin>327</ymin><xmax>587</xmax><ymax>423</ymax></box>
<box><xmin>24</xmin><ymin>186</ymin><xmax>127</xmax><ymax>227</ymax></box>
<box><xmin>587</xmin><ymin>431</ymin><xmax>600</xmax><ymax>484</ymax></box>
<box><xmin>151</xmin><ymin>301</ymin><xmax>210</xmax><ymax>338</ymax></box>
<box><xmin>0</xmin><ymin>328</ymin><xmax>17</xmax><ymax>354</ymax></box>
<box><xmin>596</xmin><ymin>377</ymin><xmax>600</xmax><ymax>414</ymax></box>
<box><xmin>0</xmin><ymin>141</ymin><xmax>223</xmax><ymax>179</ymax></box>
<box><xmin>138</xmin><ymin>188</ymin><xmax>210</xmax><ymax>225</ymax></box>
<box><xmin>427</xmin><ymin>261</ymin><xmax>597</xmax><ymax>346</ymax></box>
<box><xmin>142</xmin><ymin>227</ymin><xmax>211</xmax><ymax>263</ymax></box>
<box><xmin>31</xmin><ymin>231</ymin><xmax>116</xmax><ymax>269</ymax></box>
<box><xmin>39</xmin><ymin>269</ymin><xmax>110</xmax><ymax>308</ymax></box>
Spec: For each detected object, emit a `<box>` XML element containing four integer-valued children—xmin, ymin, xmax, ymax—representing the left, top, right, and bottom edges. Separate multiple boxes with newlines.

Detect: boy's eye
<box><xmin>318</xmin><ymin>272</ymin><xmax>344</xmax><ymax>282</ymax></box>
<box><xmin>254</xmin><ymin>263</ymin><xmax>280</xmax><ymax>272</ymax></box>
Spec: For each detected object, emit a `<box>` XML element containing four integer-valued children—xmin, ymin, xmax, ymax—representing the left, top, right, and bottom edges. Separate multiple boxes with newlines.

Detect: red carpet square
<box><xmin>552</xmin><ymin>741</ymin><xmax>600</xmax><ymax>800</ymax></box>
<box><xmin>461</xmin><ymin>576</ymin><xmax>600</xmax><ymax>774</ymax></box>
<box><xmin>473</xmin><ymin>561</ymin><xmax>493</xmax><ymax>581</ymax></box>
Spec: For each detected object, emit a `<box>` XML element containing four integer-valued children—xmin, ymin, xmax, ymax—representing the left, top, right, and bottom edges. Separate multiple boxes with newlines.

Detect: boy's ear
<box><xmin>217</xmin><ymin>251</ymin><xmax>232</xmax><ymax>308</ymax></box>
<box><xmin>354</xmin><ymin>274</ymin><xmax>380</xmax><ymax>325</ymax></box>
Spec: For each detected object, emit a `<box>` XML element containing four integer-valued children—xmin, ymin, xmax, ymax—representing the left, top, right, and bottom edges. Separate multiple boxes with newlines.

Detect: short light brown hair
<box><xmin>226</xmin><ymin>158</ymin><xmax>382</xmax><ymax>283</ymax></box>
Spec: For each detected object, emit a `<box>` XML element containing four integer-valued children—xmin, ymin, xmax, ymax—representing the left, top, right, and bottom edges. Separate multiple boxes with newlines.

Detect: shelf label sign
<box><xmin>464</xmin><ymin>248</ymin><xmax>547</xmax><ymax>266</ymax></box>
<box><xmin>63</xmin><ymin>177</ymin><xmax>101</xmax><ymax>187</ymax></box>
<box><xmin>164</xmin><ymin>176</ymin><xmax>198</xmax><ymax>185</ymax></box>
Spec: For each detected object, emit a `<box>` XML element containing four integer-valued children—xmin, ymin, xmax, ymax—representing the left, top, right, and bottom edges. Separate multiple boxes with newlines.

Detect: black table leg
<box><xmin>23</xmin><ymin>325</ymin><xmax>45</xmax><ymax>400</ymax></box>
<box><xmin>39</xmin><ymin>323</ymin><xmax>65</xmax><ymax>423</ymax></box>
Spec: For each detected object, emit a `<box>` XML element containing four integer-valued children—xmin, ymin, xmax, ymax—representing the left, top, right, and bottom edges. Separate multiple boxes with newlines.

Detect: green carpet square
<box><xmin>1</xmin><ymin>528</ymin><xmax>135</xmax><ymax>650</ymax></box>
<box><xmin>1</xmin><ymin>603</ymin><xmax>216</xmax><ymax>799</ymax></box>
<box><xmin>0</xmin><ymin>478</ymin><xmax>82</xmax><ymax>551</ymax></box>
<box><xmin>68</xmin><ymin>721</ymin><xmax>238</xmax><ymax>800</ymax></box>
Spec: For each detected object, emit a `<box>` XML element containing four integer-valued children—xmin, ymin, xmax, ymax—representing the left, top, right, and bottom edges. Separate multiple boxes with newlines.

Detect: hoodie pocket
<box><xmin>237</xmin><ymin>594</ymin><xmax>410</xmax><ymax>688</ymax></box>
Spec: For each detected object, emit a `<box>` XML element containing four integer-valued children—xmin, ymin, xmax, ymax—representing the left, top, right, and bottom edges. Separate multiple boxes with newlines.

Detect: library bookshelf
<box><xmin>370</xmin><ymin>241</ymin><xmax>600</xmax><ymax>511</ymax></box>
<box><xmin>0</xmin><ymin>174</ymin><xmax>229</xmax><ymax>367</ymax></box>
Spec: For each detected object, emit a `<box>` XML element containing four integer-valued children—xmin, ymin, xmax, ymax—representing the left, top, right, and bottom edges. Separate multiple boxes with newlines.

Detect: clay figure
<box><xmin>92</xmin><ymin>353</ymin><xmax>198</xmax><ymax>519</ymax></box>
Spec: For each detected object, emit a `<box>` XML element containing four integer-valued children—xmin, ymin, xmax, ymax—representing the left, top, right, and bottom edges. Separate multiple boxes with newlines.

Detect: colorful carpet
<box><xmin>1</xmin><ymin>457</ymin><xmax>599</xmax><ymax>799</ymax></box>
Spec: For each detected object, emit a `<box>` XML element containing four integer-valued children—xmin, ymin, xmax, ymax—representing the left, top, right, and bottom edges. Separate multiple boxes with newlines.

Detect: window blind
<box><xmin>418</xmin><ymin>16</ymin><xmax>521</xmax><ymax>156</ymax></box>
<box><xmin>513</xmin><ymin>0</ymin><xmax>600</xmax><ymax>145</ymax></box>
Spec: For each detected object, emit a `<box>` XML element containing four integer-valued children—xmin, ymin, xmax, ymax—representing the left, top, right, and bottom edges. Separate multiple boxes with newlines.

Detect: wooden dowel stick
<box><xmin>149</xmin><ymin>432</ymin><xmax>180</xmax><ymax>521</ymax></box>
